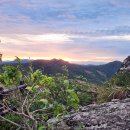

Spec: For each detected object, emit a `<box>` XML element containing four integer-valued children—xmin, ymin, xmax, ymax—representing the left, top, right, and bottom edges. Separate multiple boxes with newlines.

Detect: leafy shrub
<box><xmin>0</xmin><ymin>65</ymin><xmax>22</xmax><ymax>87</ymax></box>
<box><xmin>0</xmin><ymin>61</ymin><xmax>80</xmax><ymax>129</ymax></box>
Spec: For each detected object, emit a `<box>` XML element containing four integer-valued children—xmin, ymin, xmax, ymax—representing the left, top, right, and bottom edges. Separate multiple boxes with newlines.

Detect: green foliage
<box><xmin>0</xmin><ymin>61</ymin><xmax>81</xmax><ymax>129</ymax></box>
<box><xmin>38</xmin><ymin>126</ymin><xmax>46</xmax><ymax>130</ymax></box>
<box><xmin>110</xmin><ymin>71</ymin><xmax>130</xmax><ymax>87</ymax></box>
<box><xmin>0</xmin><ymin>65</ymin><xmax>22</xmax><ymax>86</ymax></box>
<box><xmin>96</xmin><ymin>70</ymin><xmax>130</xmax><ymax>103</ymax></box>
<box><xmin>69</xmin><ymin>79</ymin><xmax>96</xmax><ymax>105</ymax></box>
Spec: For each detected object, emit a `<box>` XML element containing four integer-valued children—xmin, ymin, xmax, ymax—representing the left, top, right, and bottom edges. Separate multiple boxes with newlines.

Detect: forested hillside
<box><xmin>0</xmin><ymin>59</ymin><xmax>122</xmax><ymax>84</ymax></box>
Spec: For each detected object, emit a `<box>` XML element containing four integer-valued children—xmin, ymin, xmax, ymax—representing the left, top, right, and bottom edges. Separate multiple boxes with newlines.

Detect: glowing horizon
<box><xmin>2</xmin><ymin>54</ymin><xmax>124</xmax><ymax>64</ymax></box>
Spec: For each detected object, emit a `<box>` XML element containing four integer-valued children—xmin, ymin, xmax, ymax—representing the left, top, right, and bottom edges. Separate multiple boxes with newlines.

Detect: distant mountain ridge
<box><xmin>0</xmin><ymin>59</ymin><xmax>122</xmax><ymax>84</ymax></box>
<box><xmin>0</xmin><ymin>59</ymin><xmax>31</xmax><ymax>65</ymax></box>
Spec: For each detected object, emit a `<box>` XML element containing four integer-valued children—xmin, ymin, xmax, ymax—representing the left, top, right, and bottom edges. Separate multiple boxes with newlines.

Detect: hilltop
<box><xmin>0</xmin><ymin>59</ymin><xmax>122</xmax><ymax>84</ymax></box>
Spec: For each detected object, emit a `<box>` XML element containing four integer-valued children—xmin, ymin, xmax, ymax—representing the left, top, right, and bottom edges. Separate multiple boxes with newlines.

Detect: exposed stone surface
<box><xmin>120</xmin><ymin>56</ymin><xmax>130</xmax><ymax>71</ymax></box>
<box><xmin>50</xmin><ymin>98</ymin><xmax>130</xmax><ymax>130</ymax></box>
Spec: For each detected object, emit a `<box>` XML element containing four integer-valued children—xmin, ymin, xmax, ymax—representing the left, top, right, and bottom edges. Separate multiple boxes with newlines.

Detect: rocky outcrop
<box><xmin>50</xmin><ymin>98</ymin><xmax>130</xmax><ymax>130</ymax></box>
<box><xmin>120</xmin><ymin>56</ymin><xmax>130</xmax><ymax>71</ymax></box>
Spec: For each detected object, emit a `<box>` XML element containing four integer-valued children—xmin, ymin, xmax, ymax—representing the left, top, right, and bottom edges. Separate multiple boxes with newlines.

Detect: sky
<box><xmin>0</xmin><ymin>0</ymin><xmax>130</xmax><ymax>64</ymax></box>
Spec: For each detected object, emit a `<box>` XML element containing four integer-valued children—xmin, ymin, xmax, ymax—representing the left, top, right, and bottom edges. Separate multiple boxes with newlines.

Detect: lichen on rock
<box><xmin>50</xmin><ymin>98</ymin><xmax>130</xmax><ymax>130</ymax></box>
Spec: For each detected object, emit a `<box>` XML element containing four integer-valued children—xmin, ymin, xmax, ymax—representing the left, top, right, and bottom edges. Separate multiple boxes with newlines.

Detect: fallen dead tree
<box><xmin>0</xmin><ymin>82</ymin><xmax>27</xmax><ymax>116</ymax></box>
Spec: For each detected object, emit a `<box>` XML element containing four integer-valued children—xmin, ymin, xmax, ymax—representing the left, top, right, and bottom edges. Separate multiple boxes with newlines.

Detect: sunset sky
<box><xmin>0</xmin><ymin>0</ymin><xmax>130</xmax><ymax>64</ymax></box>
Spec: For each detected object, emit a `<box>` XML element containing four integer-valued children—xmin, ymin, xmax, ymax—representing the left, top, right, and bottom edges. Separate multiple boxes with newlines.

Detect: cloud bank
<box><xmin>0</xmin><ymin>0</ymin><xmax>130</xmax><ymax>63</ymax></box>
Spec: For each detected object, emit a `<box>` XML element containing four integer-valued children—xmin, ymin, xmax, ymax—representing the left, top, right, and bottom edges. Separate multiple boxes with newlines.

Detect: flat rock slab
<box><xmin>51</xmin><ymin>98</ymin><xmax>130</xmax><ymax>130</ymax></box>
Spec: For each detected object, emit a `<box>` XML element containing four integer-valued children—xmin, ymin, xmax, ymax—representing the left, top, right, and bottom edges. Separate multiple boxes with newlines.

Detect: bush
<box><xmin>0</xmin><ymin>62</ymin><xmax>80</xmax><ymax>129</ymax></box>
